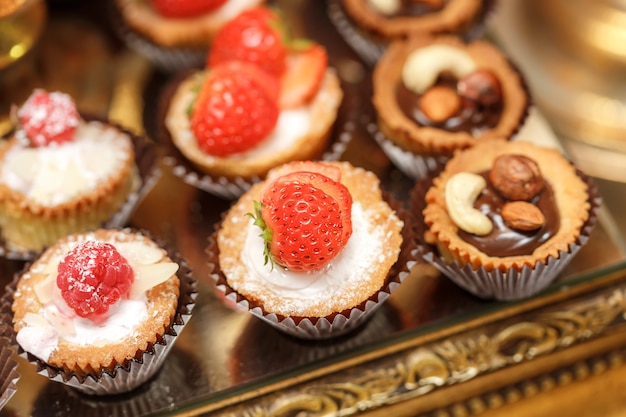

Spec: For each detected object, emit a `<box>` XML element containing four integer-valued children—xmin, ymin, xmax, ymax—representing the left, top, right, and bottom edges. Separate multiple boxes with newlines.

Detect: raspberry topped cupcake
<box><xmin>371</xmin><ymin>35</ymin><xmax>529</xmax><ymax>179</ymax></box>
<box><xmin>6</xmin><ymin>228</ymin><xmax>196</xmax><ymax>395</ymax></box>
<box><xmin>113</xmin><ymin>0</ymin><xmax>265</xmax><ymax>71</ymax></box>
<box><xmin>161</xmin><ymin>6</ymin><xmax>344</xmax><ymax>199</ymax></box>
<box><xmin>0</xmin><ymin>90</ymin><xmax>144</xmax><ymax>256</ymax></box>
<box><xmin>211</xmin><ymin>161</ymin><xmax>412</xmax><ymax>339</ymax></box>
<box><xmin>414</xmin><ymin>140</ymin><xmax>600</xmax><ymax>300</ymax></box>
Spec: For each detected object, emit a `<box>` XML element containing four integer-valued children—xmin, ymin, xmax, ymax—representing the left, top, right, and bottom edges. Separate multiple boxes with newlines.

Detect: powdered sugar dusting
<box><xmin>1</xmin><ymin>121</ymin><xmax>132</xmax><ymax>206</ymax></box>
<box><xmin>237</xmin><ymin>202</ymin><xmax>392</xmax><ymax>315</ymax></box>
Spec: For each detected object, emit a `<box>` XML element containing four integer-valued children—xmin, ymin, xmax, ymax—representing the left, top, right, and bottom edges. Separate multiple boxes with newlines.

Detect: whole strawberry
<box><xmin>151</xmin><ymin>0</ymin><xmax>228</xmax><ymax>18</ymax></box>
<box><xmin>208</xmin><ymin>7</ymin><xmax>287</xmax><ymax>77</ymax></box>
<box><xmin>17</xmin><ymin>90</ymin><xmax>80</xmax><ymax>147</ymax></box>
<box><xmin>57</xmin><ymin>241</ymin><xmax>134</xmax><ymax>322</ymax></box>
<box><xmin>253</xmin><ymin>164</ymin><xmax>353</xmax><ymax>271</ymax></box>
<box><xmin>191</xmin><ymin>62</ymin><xmax>279</xmax><ymax>157</ymax></box>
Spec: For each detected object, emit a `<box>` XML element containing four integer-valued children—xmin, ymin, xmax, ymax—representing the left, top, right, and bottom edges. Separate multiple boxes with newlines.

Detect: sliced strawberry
<box><xmin>17</xmin><ymin>90</ymin><xmax>80</xmax><ymax>147</ymax></box>
<box><xmin>191</xmin><ymin>62</ymin><xmax>279</xmax><ymax>157</ymax></box>
<box><xmin>266</xmin><ymin>161</ymin><xmax>341</xmax><ymax>183</ymax></box>
<box><xmin>151</xmin><ymin>0</ymin><xmax>227</xmax><ymax>18</ymax></box>
<box><xmin>278</xmin><ymin>44</ymin><xmax>328</xmax><ymax>108</ymax></box>
<box><xmin>224</xmin><ymin>61</ymin><xmax>280</xmax><ymax>103</ymax></box>
<box><xmin>255</xmin><ymin>170</ymin><xmax>353</xmax><ymax>271</ymax></box>
<box><xmin>208</xmin><ymin>7</ymin><xmax>287</xmax><ymax>78</ymax></box>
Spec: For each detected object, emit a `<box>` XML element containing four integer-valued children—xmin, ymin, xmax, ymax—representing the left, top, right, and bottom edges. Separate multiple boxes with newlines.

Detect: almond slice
<box><xmin>129</xmin><ymin>262</ymin><xmax>179</xmax><ymax>298</ymax></box>
<box><xmin>33</xmin><ymin>273</ymin><xmax>56</xmax><ymax>305</ymax></box>
<box><xmin>117</xmin><ymin>242</ymin><xmax>164</xmax><ymax>265</ymax></box>
<box><xmin>22</xmin><ymin>312</ymin><xmax>49</xmax><ymax>327</ymax></box>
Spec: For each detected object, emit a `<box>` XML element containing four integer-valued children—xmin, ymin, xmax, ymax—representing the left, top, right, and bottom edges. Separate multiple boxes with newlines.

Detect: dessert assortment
<box><xmin>0</xmin><ymin>0</ymin><xmax>604</xmax><ymax>411</ymax></box>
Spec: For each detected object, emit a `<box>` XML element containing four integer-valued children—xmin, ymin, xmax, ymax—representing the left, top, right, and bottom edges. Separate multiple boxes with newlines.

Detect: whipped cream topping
<box><xmin>15</xmin><ymin>232</ymin><xmax>178</xmax><ymax>363</ymax></box>
<box><xmin>165</xmin><ymin>74</ymin><xmax>312</xmax><ymax>160</ymax></box>
<box><xmin>239</xmin><ymin>202</ymin><xmax>390</xmax><ymax>313</ymax></box>
<box><xmin>2</xmin><ymin>121</ymin><xmax>132</xmax><ymax>206</ymax></box>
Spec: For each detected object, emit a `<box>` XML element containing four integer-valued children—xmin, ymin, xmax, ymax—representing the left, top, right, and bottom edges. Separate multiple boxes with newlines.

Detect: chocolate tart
<box><xmin>329</xmin><ymin>0</ymin><xmax>495</xmax><ymax>66</ymax></box>
<box><xmin>414</xmin><ymin>140</ymin><xmax>600</xmax><ymax>300</ymax></box>
<box><xmin>371</xmin><ymin>35</ymin><xmax>530</xmax><ymax>178</ymax></box>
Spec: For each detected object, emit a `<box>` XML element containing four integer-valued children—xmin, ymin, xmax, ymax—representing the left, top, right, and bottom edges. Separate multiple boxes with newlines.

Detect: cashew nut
<box><xmin>402</xmin><ymin>45</ymin><xmax>477</xmax><ymax>94</ymax></box>
<box><xmin>367</xmin><ymin>0</ymin><xmax>401</xmax><ymax>15</ymax></box>
<box><xmin>445</xmin><ymin>172</ymin><xmax>493</xmax><ymax>236</ymax></box>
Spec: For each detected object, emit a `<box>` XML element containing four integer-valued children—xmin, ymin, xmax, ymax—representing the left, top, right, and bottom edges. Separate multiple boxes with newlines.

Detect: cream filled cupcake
<box><xmin>160</xmin><ymin>6</ymin><xmax>344</xmax><ymax>199</ymax></box>
<box><xmin>211</xmin><ymin>160</ymin><xmax>413</xmax><ymax>339</ymax></box>
<box><xmin>0</xmin><ymin>90</ymin><xmax>153</xmax><ymax>257</ymax></box>
<box><xmin>6</xmin><ymin>228</ymin><xmax>196</xmax><ymax>395</ymax></box>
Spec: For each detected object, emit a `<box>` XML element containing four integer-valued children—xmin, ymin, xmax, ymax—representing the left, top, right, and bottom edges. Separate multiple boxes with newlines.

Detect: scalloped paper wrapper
<box><xmin>208</xmin><ymin>196</ymin><xmax>416</xmax><ymax>340</ymax></box>
<box><xmin>1</xmin><ymin>233</ymin><xmax>197</xmax><ymax>396</ymax></box>
<box><xmin>0</xmin><ymin>336</ymin><xmax>19</xmax><ymax>410</ymax></box>
<box><xmin>367</xmin><ymin>119</ymin><xmax>448</xmax><ymax>180</ymax></box>
<box><xmin>156</xmin><ymin>72</ymin><xmax>354</xmax><ymax>200</ymax></box>
<box><xmin>0</xmin><ymin>117</ymin><xmax>161</xmax><ymax>262</ymax></box>
<box><xmin>411</xmin><ymin>167</ymin><xmax>602</xmax><ymax>301</ymax></box>
<box><xmin>109</xmin><ymin>1</ymin><xmax>205</xmax><ymax>72</ymax></box>
<box><xmin>327</xmin><ymin>0</ymin><xmax>496</xmax><ymax>67</ymax></box>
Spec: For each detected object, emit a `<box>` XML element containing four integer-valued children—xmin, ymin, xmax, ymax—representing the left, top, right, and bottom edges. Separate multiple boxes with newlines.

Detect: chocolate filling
<box><xmin>396</xmin><ymin>75</ymin><xmax>502</xmax><ymax>135</ymax></box>
<box><xmin>371</xmin><ymin>0</ymin><xmax>445</xmax><ymax>17</ymax></box>
<box><xmin>457</xmin><ymin>171</ymin><xmax>560</xmax><ymax>257</ymax></box>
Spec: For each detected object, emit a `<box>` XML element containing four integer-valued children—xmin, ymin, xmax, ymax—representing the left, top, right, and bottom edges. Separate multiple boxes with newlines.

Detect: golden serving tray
<box><xmin>2</xmin><ymin>1</ymin><xmax>626</xmax><ymax>416</ymax></box>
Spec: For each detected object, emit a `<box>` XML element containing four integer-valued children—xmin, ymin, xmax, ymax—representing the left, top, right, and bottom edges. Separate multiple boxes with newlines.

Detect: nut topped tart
<box><xmin>342</xmin><ymin>0</ymin><xmax>487</xmax><ymax>40</ymax></box>
<box><xmin>213</xmin><ymin>161</ymin><xmax>407</xmax><ymax>338</ymax></box>
<box><xmin>371</xmin><ymin>35</ymin><xmax>529</xmax><ymax>177</ymax></box>
<box><xmin>8</xmin><ymin>228</ymin><xmax>194</xmax><ymax>395</ymax></box>
<box><xmin>162</xmin><ymin>6</ymin><xmax>343</xmax><ymax>192</ymax></box>
<box><xmin>417</xmin><ymin>140</ymin><xmax>599</xmax><ymax>300</ymax></box>
<box><xmin>0</xmin><ymin>90</ymin><xmax>140</xmax><ymax>255</ymax></box>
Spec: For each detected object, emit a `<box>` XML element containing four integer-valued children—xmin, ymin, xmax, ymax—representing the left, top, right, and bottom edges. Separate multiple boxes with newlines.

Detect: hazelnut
<box><xmin>489</xmin><ymin>154</ymin><xmax>544</xmax><ymax>201</ymax></box>
<box><xmin>419</xmin><ymin>85</ymin><xmax>461</xmax><ymax>123</ymax></box>
<box><xmin>458</xmin><ymin>69</ymin><xmax>502</xmax><ymax>108</ymax></box>
<box><xmin>502</xmin><ymin>201</ymin><xmax>545</xmax><ymax>231</ymax></box>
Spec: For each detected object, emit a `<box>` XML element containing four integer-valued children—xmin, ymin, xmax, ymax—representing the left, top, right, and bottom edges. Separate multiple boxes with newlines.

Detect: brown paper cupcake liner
<box><xmin>109</xmin><ymin>1</ymin><xmax>206</xmax><ymax>72</ymax></box>
<box><xmin>0</xmin><ymin>117</ymin><xmax>161</xmax><ymax>261</ymax></box>
<box><xmin>0</xmin><ymin>329</ymin><xmax>19</xmax><ymax>410</ymax></box>
<box><xmin>411</xmin><ymin>166</ymin><xmax>602</xmax><ymax>301</ymax></box>
<box><xmin>208</xmin><ymin>195</ymin><xmax>416</xmax><ymax>339</ymax></box>
<box><xmin>327</xmin><ymin>0</ymin><xmax>497</xmax><ymax>67</ymax></box>
<box><xmin>155</xmin><ymin>71</ymin><xmax>353</xmax><ymax>200</ymax></box>
<box><xmin>1</xmin><ymin>229</ymin><xmax>197</xmax><ymax>395</ymax></box>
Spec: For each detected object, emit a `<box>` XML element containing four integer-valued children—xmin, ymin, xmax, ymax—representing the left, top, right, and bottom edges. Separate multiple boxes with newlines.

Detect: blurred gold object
<box><xmin>0</xmin><ymin>0</ymin><xmax>46</xmax><ymax>70</ymax></box>
<box><xmin>492</xmin><ymin>0</ymin><xmax>626</xmax><ymax>182</ymax></box>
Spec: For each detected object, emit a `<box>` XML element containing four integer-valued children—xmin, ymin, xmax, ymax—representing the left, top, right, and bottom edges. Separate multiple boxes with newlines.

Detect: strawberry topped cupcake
<box><xmin>113</xmin><ymin>0</ymin><xmax>265</xmax><ymax>71</ymax></box>
<box><xmin>161</xmin><ymin>6</ymin><xmax>344</xmax><ymax>199</ymax></box>
<box><xmin>211</xmin><ymin>161</ymin><xmax>411</xmax><ymax>339</ymax></box>
<box><xmin>0</xmin><ymin>90</ymin><xmax>146</xmax><ymax>256</ymax></box>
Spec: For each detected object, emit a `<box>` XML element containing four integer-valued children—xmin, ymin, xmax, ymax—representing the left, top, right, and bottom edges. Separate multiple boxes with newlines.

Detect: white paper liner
<box><xmin>0</xmin><ymin>118</ymin><xmax>161</xmax><ymax>261</ymax></box>
<box><xmin>413</xmin><ymin>168</ymin><xmax>601</xmax><ymax>301</ymax></box>
<box><xmin>208</xmin><ymin>196</ymin><xmax>416</xmax><ymax>340</ymax></box>
<box><xmin>367</xmin><ymin>119</ymin><xmax>448</xmax><ymax>180</ymax></box>
<box><xmin>1</xmin><ymin>232</ymin><xmax>197</xmax><ymax>395</ymax></box>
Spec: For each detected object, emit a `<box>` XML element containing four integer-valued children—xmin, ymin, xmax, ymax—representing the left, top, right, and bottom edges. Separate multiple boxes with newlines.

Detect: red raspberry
<box><xmin>190</xmin><ymin>62</ymin><xmax>279</xmax><ymax>157</ymax></box>
<box><xmin>57</xmin><ymin>241</ymin><xmax>134</xmax><ymax>321</ymax></box>
<box><xmin>208</xmin><ymin>7</ymin><xmax>287</xmax><ymax>77</ymax></box>
<box><xmin>150</xmin><ymin>0</ymin><xmax>227</xmax><ymax>18</ymax></box>
<box><xmin>17</xmin><ymin>90</ymin><xmax>80</xmax><ymax>147</ymax></box>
